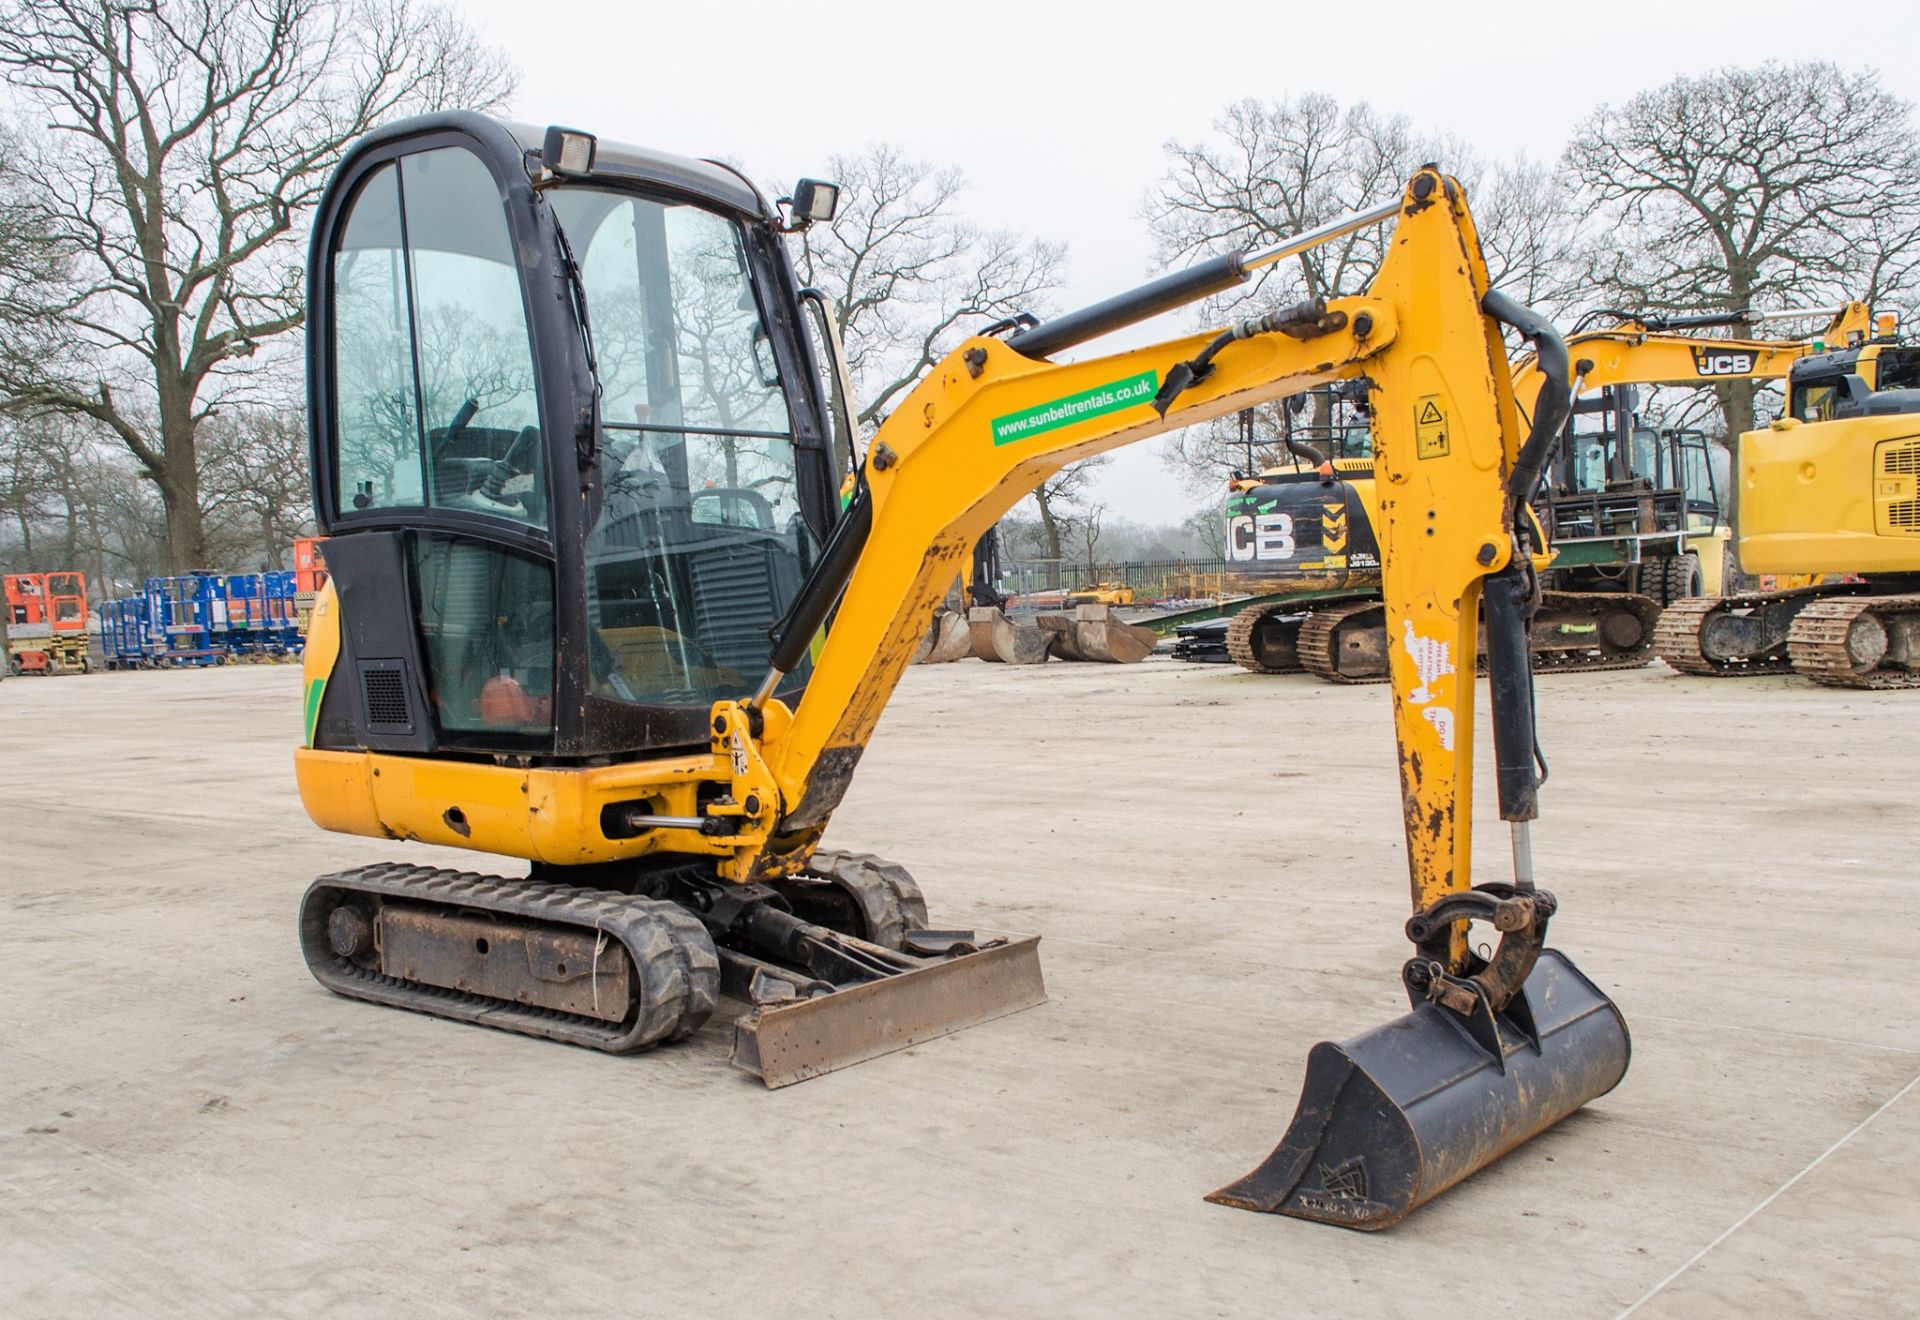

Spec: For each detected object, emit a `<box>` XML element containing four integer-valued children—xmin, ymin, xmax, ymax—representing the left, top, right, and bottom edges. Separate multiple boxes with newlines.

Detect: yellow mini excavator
<box><xmin>1219</xmin><ymin>307</ymin><xmax>1867</xmax><ymax>679</ymax></box>
<box><xmin>1655</xmin><ymin>316</ymin><xmax>1920</xmax><ymax>685</ymax></box>
<box><xmin>295</xmin><ymin>113</ymin><xmax>1629</xmax><ymax>1229</ymax></box>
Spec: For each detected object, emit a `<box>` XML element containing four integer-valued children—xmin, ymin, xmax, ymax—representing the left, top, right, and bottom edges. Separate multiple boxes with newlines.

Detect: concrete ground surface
<box><xmin>1</xmin><ymin>657</ymin><xmax>1915</xmax><ymax>1319</ymax></box>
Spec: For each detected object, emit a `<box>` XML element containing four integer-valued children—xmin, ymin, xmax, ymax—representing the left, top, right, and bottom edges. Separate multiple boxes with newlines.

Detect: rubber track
<box><xmin>1787</xmin><ymin>594</ymin><xmax>1920</xmax><ymax>689</ymax></box>
<box><xmin>805</xmin><ymin>849</ymin><xmax>929</xmax><ymax>951</ymax></box>
<box><xmin>1225</xmin><ymin>602</ymin><xmax>1305</xmax><ymax>675</ymax></box>
<box><xmin>300</xmin><ymin>863</ymin><xmax>720</xmax><ymax>1053</ymax></box>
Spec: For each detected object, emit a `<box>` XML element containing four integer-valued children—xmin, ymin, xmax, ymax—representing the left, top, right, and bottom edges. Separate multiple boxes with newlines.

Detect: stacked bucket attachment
<box><xmin>298</xmin><ymin>849</ymin><xmax>1046</xmax><ymax>1087</ymax></box>
<box><xmin>912</xmin><ymin>606</ymin><xmax>973</xmax><ymax>663</ymax></box>
<box><xmin>967</xmin><ymin>605</ymin><xmax>1054</xmax><ymax>663</ymax></box>
<box><xmin>958</xmin><ymin>603</ymin><xmax>1160</xmax><ymax>664</ymax></box>
<box><xmin>1038</xmin><ymin>605</ymin><xmax>1160</xmax><ymax>663</ymax></box>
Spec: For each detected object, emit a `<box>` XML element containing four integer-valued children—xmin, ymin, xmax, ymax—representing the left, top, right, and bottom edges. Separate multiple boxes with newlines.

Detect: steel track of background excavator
<box><xmin>1787</xmin><ymin>594</ymin><xmax>1920</xmax><ymax>688</ymax></box>
<box><xmin>299</xmin><ymin>864</ymin><xmax>720</xmax><ymax>1052</ymax></box>
<box><xmin>1651</xmin><ymin>585</ymin><xmax>1864</xmax><ymax>677</ymax></box>
<box><xmin>1225</xmin><ymin>601</ymin><xmax>1315</xmax><ymax>674</ymax></box>
<box><xmin>1289</xmin><ymin>592</ymin><xmax>1660</xmax><ymax>684</ymax></box>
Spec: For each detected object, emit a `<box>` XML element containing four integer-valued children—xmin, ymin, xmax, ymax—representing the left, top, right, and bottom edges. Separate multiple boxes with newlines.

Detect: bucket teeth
<box><xmin>1208</xmin><ymin>949</ymin><xmax>1629</xmax><ymax>1229</ymax></box>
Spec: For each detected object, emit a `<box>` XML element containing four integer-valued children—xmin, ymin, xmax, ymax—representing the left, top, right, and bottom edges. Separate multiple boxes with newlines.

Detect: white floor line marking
<box><xmin>1616</xmin><ymin>1068</ymin><xmax>1920</xmax><ymax>1319</ymax></box>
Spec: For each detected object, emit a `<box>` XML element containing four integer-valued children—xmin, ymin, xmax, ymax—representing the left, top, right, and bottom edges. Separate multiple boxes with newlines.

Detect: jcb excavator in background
<box><xmin>1220</xmin><ymin>307</ymin><xmax>1870</xmax><ymax>679</ymax></box>
<box><xmin>295</xmin><ymin>112</ymin><xmax>1628</xmax><ymax>1229</ymax></box>
<box><xmin>1655</xmin><ymin>321</ymin><xmax>1920</xmax><ymax>686</ymax></box>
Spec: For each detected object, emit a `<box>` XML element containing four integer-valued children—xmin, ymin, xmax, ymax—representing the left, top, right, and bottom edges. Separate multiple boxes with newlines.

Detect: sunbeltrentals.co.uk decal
<box><xmin>989</xmin><ymin>371</ymin><xmax>1159</xmax><ymax>446</ymax></box>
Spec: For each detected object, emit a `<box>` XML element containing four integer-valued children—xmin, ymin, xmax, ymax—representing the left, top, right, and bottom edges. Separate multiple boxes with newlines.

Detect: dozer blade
<box><xmin>732</xmin><ymin>934</ymin><xmax>1046</xmax><ymax>1088</ymax></box>
<box><xmin>967</xmin><ymin>606</ymin><xmax>1053</xmax><ymax>664</ymax></box>
<box><xmin>1039</xmin><ymin>604</ymin><xmax>1159</xmax><ymax>663</ymax></box>
<box><xmin>1208</xmin><ymin>949</ymin><xmax>1629</xmax><ymax>1230</ymax></box>
<box><xmin>912</xmin><ymin>607</ymin><xmax>973</xmax><ymax>664</ymax></box>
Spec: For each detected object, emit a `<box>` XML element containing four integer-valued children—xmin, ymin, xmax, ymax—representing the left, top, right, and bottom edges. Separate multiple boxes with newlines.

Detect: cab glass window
<box><xmin>330</xmin><ymin>148</ymin><xmax>546</xmax><ymax>528</ymax></box>
<box><xmin>548</xmin><ymin>189</ymin><xmax>815</xmax><ymax>714</ymax></box>
<box><xmin>409</xmin><ymin>533</ymin><xmax>555</xmax><ymax>737</ymax></box>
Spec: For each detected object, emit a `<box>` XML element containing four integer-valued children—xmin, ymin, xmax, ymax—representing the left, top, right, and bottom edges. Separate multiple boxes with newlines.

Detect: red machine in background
<box><xmin>293</xmin><ymin>537</ymin><xmax>329</xmax><ymax>635</ymax></box>
<box><xmin>5</xmin><ymin>572</ymin><xmax>91</xmax><ymax>675</ymax></box>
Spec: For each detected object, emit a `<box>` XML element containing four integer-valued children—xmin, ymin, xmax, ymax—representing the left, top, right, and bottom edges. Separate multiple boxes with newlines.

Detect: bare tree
<box><xmin>1021</xmin><ymin>458</ymin><xmax>1109</xmax><ymax>588</ymax></box>
<box><xmin>1146</xmin><ymin>95</ymin><xmax>1434</xmax><ymax>490</ymax></box>
<box><xmin>1149</xmin><ymin>95</ymin><xmax>1433</xmax><ymax>316</ymax></box>
<box><xmin>199</xmin><ymin>406</ymin><xmax>312</xmax><ymax>569</ymax></box>
<box><xmin>0</xmin><ymin>411</ymin><xmax>168</xmax><ymax>592</ymax></box>
<box><xmin>1074</xmin><ymin>499</ymin><xmax>1107</xmax><ymax>581</ymax></box>
<box><xmin>795</xmin><ymin>143</ymin><xmax>1085</xmax><ymax>570</ymax></box>
<box><xmin>1145</xmin><ymin>94</ymin><xmax>1582</xmax><ymax>490</ymax></box>
<box><xmin>796</xmin><ymin>144</ymin><xmax>1066</xmax><ymax>432</ymax></box>
<box><xmin>1566</xmin><ymin>62</ymin><xmax>1920</xmax><ymax>439</ymax></box>
<box><xmin>0</xmin><ymin>0</ymin><xmax>514</xmax><ymax>571</ymax></box>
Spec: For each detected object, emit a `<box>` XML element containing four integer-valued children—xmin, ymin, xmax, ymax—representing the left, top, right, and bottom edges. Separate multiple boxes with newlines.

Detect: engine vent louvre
<box><xmin>359</xmin><ymin>660</ymin><xmax>414</xmax><ymax>733</ymax></box>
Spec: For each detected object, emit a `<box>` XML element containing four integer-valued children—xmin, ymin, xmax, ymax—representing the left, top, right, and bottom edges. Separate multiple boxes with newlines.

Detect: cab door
<box><xmin>310</xmin><ymin>134</ymin><xmax>563</xmax><ymax>756</ymax></box>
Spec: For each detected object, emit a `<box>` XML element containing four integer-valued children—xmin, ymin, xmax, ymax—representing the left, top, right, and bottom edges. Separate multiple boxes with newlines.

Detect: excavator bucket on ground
<box><xmin>912</xmin><ymin>607</ymin><xmax>973</xmax><ymax>663</ymax></box>
<box><xmin>1038</xmin><ymin>604</ymin><xmax>1160</xmax><ymax>663</ymax></box>
<box><xmin>1208</xmin><ymin>949</ymin><xmax>1628</xmax><ymax>1228</ymax></box>
<box><xmin>967</xmin><ymin>605</ymin><xmax>1054</xmax><ymax>663</ymax></box>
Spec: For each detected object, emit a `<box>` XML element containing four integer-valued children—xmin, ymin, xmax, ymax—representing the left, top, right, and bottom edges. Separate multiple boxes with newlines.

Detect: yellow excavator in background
<box><xmin>1655</xmin><ymin>321</ymin><xmax>1920</xmax><ymax>686</ymax></box>
<box><xmin>1219</xmin><ymin>308</ymin><xmax>1868</xmax><ymax>679</ymax></box>
<box><xmin>294</xmin><ymin>112</ymin><xmax>1628</xmax><ymax>1229</ymax></box>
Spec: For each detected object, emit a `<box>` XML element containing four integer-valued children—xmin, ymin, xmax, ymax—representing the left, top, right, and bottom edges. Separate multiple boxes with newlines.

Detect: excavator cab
<box><xmin>304</xmin><ymin>117</ymin><xmax>841</xmax><ymax>760</ymax></box>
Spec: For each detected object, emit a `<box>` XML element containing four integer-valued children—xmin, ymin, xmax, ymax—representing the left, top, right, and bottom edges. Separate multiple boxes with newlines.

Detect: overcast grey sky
<box><xmin>455</xmin><ymin>0</ymin><xmax>1920</xmax><ymax>522</ymax></box>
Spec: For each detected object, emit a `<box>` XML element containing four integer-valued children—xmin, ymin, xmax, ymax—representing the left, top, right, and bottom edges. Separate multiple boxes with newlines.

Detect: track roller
<box><xmin>1651</xmin><ymin>584</ymin><xmax>1854</xmax><ymax>676</ymax></box>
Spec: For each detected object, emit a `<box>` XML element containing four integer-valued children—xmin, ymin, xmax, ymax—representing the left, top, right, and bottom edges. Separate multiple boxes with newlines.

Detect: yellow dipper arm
<box><xmin>1508</xmin><ymin>301</ymin><xmax>1874</xmax><ymax>413</ymax></box>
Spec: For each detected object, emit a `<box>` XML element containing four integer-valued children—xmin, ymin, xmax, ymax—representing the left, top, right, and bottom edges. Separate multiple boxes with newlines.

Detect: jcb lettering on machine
<box><xmin>1228</xmin><ymin>512</ymin><xmax>1298</xmax><ymax>562</ymax></box>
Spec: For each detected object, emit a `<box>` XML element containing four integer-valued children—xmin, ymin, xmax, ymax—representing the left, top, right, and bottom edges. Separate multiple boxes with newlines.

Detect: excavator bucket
<box><xmin>1208</xmin><ymin>949</ymin><xmax>1629</xmax><ymax>1230</ymax></box>
<box><xmin>1038</xmin><ymin>604</ymin><xmax>1160</xmax><ymax>663</ymax></box>
<box><xmin>912</xmin><ymin>607</ymin><xmax>973</xmax><ymax>664</ymax></box>
<box><xmin>967</xmin><ymin>605</ymin><xmax>1054</xmax><ymax>664</ymax></box>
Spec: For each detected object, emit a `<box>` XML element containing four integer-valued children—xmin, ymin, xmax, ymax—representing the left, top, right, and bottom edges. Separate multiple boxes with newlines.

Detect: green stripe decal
<box><xmin>304</xmin><ymin>678</ymin><xmax>325</xmax><ymax>748</ymax></box>
<box><xmin>989</xmin><ymin>371</ymin><xmax>1158</xmax><ymax>446</ymax></box>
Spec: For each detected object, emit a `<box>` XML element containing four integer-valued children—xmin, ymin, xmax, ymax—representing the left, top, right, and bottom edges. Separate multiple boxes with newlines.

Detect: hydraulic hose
<box><xmin>1482</xmin><ymin>289</ymin><xmax>1571</xmax><ymax>528</ymax></box>
<box><xmin>764</xmin><ymin>486</ymin><xmax>872</xmax><ymax>680</ymax></box>
<box><xmin>1479</xmin><ymin>289</ymin><xmax>1570</xmax><ymax>828</ymax></box>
